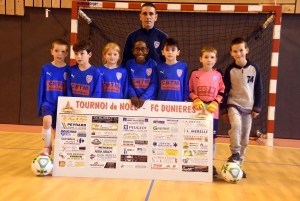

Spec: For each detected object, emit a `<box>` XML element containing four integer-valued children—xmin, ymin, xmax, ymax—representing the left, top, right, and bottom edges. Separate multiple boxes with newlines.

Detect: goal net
<box><xmin>72</xmin><ymin>1</ymin><xmax>281</xmax><ymax>141</ymax></box>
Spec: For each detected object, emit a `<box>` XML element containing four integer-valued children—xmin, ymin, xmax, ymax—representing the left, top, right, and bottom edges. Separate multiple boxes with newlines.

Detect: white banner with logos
<box><xmin>53</xmin><ymin>97</ymin><xmax>213</xmax><ymax>182</ymax></box>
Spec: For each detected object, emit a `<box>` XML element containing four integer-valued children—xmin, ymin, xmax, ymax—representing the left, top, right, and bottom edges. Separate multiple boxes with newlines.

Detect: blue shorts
<box><xmin>41</xmin><ymin>105</ymin><xmax>57</xmax><ymax>129</ymax></box>
<box><xmin>213</xmin><ymin>118</ymin><xmax>218</xmax><ymax>138</ymax></box>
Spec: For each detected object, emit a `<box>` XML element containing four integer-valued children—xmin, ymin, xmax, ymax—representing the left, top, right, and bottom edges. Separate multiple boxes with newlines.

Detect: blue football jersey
<box><xmin>98</xmin><ymin>66</ymin><xmax>128</xmax><ymax>99</ymax></box>
<box><xmin>37</xmin><ymin>63</ymin><xmax>69</xmax><ymax>116</ymax></box>
<box><xmin>156</xmin><ymin>61</ymin><xmax>189</xmax><ymax>101</ymax></box>
<box><xmin>66</xmin><ymin>65</ymin><xmax>101</xmax><ymax>98</ymax></box>
<box><xmin>125</xmin><ymin>58</ymin><xmax>157</xmax><ymax>100</ymax></box>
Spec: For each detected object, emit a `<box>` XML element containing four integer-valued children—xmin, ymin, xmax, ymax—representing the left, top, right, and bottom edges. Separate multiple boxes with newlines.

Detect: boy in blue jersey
<box><xmin>67</xmin><ymin>40</ymin><xmax>101</xmax><ymax>98</ymax></box>
<box><xmin>156</xmin><ymin>37</ymin><xmax>188</xmax><ymax>101</ymax></box>
<box><xmin>38</xmin><ymin>39</ymin><xmax>69</xmax><ymax>156</ymax></box>
<box><xmin>125</xmin><ymin>40</ymin><xmax>157</xmax><ymax>108</ymax></box>
<box><xmin>99</xmin><ymin>42</ymin><xmax>128</xmax><ymax>99</ymax></box>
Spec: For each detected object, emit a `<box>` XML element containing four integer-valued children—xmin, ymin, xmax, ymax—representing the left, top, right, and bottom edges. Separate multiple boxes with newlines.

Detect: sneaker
<box><xmin>242</xmin><ymin>170</ymin><xmax>247</xmax><ymax>178</ymax></box>
<box><xmin>213</xmin><ymin>166</ymin><xmax>219</xmax><ymax>178</ymax></box>
<box><xmin>39</xmin><ymin>147</ymin><xmax>52</xmax><ymax>156</ymax></box>
<box><xmin>227</xmin><ymin>153</ymin><xmax>240</xmax><ymax>163</ymax></box>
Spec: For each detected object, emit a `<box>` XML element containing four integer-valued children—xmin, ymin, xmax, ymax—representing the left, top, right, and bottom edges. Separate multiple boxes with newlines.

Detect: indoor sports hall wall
<box><xmin>0</xmin><ymin>7</ymin><xmax>299</xmax><ymax>140</ymax></box>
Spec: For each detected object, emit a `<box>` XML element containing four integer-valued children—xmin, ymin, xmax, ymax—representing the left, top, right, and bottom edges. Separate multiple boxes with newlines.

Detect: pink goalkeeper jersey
<box><xmin>189</xmin><ymin>68</ymin><xmax>225</xmax><ymax>119</ymax></box>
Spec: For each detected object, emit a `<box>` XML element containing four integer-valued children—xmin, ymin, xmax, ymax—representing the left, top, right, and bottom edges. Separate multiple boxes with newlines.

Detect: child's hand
<box><xmin>222</xmin><ymin>114</ymin><xmax>229</xmax><ymax>123</ymax></box>
<box><xmin>130</xmin><ymin>97</ymin><xmax>139</xmax><ymax>108</ymax></box>
<box><xmin>138</xmin><ymin>98</ymin><xmax>145</xmax><ymax>108</ymax></box>
<box><xmin>207</xmin><ymin>101</ymin><xmax>218</xmax><ymax>113</ymax></box>
<box><xmin>193</xmin><ymin>98</ymin><xmax>204</xmax><ymax>110</ymax></box>
<box><xmin>252</xmin><ymin>111</ymin><xmax>259</xmax><ymax>118</ymax></box>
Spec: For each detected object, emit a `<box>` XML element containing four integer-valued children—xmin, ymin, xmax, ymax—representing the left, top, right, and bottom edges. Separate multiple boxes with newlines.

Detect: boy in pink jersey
<box><xmin>189</xmin><ymin>46</ymin><xmax>225</xmax><ymax>178</ymax></box>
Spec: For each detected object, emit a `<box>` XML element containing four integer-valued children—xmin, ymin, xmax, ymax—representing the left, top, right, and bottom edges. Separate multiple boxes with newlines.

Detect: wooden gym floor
<box><xmin>0</xmin><ymin>124</ymin><xmax>299</xmax><ymax>201</ymax></box>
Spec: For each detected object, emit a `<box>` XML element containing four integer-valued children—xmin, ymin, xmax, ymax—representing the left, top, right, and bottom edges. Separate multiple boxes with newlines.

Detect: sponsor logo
<box><xmin>59</xmin><ymin>161</ymin><xmax>66</xmax><ymax>167</ymax></box>
<box><xmin>153</xmin><ymin>120</ymin><xmax>165</xmax><ymax>124</ymax></box>
<box><xmin>91</xmin><ymin>139</ymin><xmax>101</xmax><ymax>145</ymax></box>
<box><xmin>61</xmin><ymin>122</ymin><xmax>86</xmax><ymax>130</ymax></box>
<box><xmin>61</xmin><ymin>115</ymin><xmax>87</xmax><ymax>122</ymax></box>
<box><xmin>153</xmin><ymin>126</ymin><xmax>169</xmax><ymax>131</ymax></box>
<box><xmin>77</xmin><ymin>131</ymin><xmax>86</xmax><ymax>137</ymax></box>
<box><xmin>92</xmin><ymin>123</ymin><xmax>118</xmax><ymax>131</ymax></box>
<box><xmin>60</xmin><ymin>130</ymin><xmax>77</xmax><ymax>136</ymax></box>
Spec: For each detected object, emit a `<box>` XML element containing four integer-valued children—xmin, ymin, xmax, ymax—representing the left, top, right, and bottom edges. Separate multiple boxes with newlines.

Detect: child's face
<box><xmin>230</xmin><ymin>43</ymin><xmax>249</xmax><ymax>64</ymax></box>
<box><xmin>51</xmin><ymin>44</ymin><xmax>68</xmax><ymax>63</ymax></box>
<box><xmin>132</xmin><ymin>41</ymin><xmax>148</xmax><ymax>64</ymax></box>
<box><xmin>162</xmin><ymin>45</ymin><xmax>180</xmax><ymax>62</ymax></box>
<box><xmin>74</xmin><ymin>50</ymin><xmax>91</xmax><ymax>65</ymax></box>
<box><xmin>200</xmin><ymin>52</ymin><xmax>217</xmax><ymax>69</ymax></box>
<box><xmin>104</xmin><ymin>48</ymin><xmax>120</xmax><ymax>66</ymax></box>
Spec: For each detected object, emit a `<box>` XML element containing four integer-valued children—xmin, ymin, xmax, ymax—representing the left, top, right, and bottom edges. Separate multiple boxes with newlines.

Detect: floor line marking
<box><xmin>145</xmin><ymin>180</ymin><xmax>154</xmax><ymax>201</ymax></box>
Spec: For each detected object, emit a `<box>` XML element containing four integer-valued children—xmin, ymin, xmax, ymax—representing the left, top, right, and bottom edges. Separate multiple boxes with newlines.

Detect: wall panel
<box><xmin>275</xmin><ymin>14</ymin><xmax>300</xmax><ymax>139</ymax></box>
<box><xmin>0</xmin><ymin>15</ymin><xmax>22</xmax><ymax>124</ymax></box>
<box><xmin>0</xmin><ymin>0</ymin><xmax>5</xmax><ymax>14</ymax></box>
<box><xmin>6</xmin><ymin>0</ymin><xmax>14</xmax><ymax>15</ymax></box>
<box><xmin>15</xmin><ymin>0</ymin><xmax>24</xmax><ymax>15</ymax></box>
<box><xmin>43</xmin><ymin>0</ymin><xmax>51</xmax><ymax>8</ymax></box>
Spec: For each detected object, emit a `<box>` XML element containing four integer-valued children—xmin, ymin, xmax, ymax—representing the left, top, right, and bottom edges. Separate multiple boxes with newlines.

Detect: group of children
<box><xmin>38</xmin><ymin>37</ymin><xmax>262</xmax><ymax>179</ymax></box>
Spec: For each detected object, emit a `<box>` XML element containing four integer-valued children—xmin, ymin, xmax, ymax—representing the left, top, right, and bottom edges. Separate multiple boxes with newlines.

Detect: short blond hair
<box><xmin>200</xmin><ymin>46</ymin><xmax>217</xmax><ymax>57</ymax></box>
<box><xmin>102</xmin><ymin>42</ymin><xmax>122</xmax><ymax>65</ymax></box>
<box><xmin>52</xmin><ymin>39</ymin><xmax>69</xmax><ymax>52</ymax></box>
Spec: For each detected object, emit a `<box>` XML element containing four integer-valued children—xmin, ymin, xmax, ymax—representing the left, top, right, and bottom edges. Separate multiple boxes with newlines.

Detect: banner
<box><xmin>53</xmin><ymin>97</ymin><xmax>213</xmax><ymax>182</ymax></box>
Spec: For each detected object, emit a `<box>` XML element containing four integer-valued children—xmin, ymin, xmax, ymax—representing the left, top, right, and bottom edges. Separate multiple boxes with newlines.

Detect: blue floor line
<box><xmin>145</xmin><ymin>180</ymin><xmax>154</xmax><ymax>201</ymax></box>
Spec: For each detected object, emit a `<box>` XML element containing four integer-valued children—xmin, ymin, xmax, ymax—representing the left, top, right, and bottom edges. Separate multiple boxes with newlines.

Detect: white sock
<box><xmin>213</xmin><ymin>143</ymin><xmax>216</xmax><ymax>159</ymax></box>
<box><xmin>42</xmin><ymin>128</ymin><xmax>52</xmax><ymax>148</ymax></box>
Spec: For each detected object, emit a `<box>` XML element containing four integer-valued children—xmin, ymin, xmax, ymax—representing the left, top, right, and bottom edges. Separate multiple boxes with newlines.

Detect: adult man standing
<box><xmin>121</xmin><ymin>3</ymin><xmax>168</xmax><ymax>66</ymax></box>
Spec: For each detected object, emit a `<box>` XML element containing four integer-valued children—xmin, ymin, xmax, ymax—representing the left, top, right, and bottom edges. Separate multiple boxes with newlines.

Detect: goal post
<box><xmin>70</xmin><ymin>1</ymin><xmax>282</xmax><ymax>146</ymax></box>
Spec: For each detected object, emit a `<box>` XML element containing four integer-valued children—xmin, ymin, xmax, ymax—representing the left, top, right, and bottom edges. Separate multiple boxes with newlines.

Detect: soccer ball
<box><xmin>221</xmin><ymin>162</ymin><xmax>243</xmax><ymax>184</ymax></box>
<box><xmin>31</xmin><ymin>155</ymin><xmax>53</xmax><ymax>176</ymax></box>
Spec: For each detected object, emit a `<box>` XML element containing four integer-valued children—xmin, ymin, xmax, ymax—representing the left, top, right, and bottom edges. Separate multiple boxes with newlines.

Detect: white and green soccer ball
<box><xmin>31</xmin><ymin>155</ymin><xmax>53</xmax><ymax>176</ymax></box>
<box><xmin>221</xmin><ymin>162</ymin><xmax>243</xmax><ymax>184</ymax></box>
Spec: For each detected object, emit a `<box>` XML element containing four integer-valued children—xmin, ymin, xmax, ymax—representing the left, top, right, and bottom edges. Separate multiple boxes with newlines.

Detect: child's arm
<box><xmin>183</xmin><ymin>65</ymin><xmax>189</xmax><ymax>101</ymax></box>
<box><xmin>221</xmin><ymin>66</ymin><xmax>231</xmax><ymax>123</ymax></box>
<box><xmin>140</xmin><ymin>64</ymin><xmax>158</xmax><ymax>100</ymax></box>
<box><xmin>188</xmin><ymin>70</ymin><xmax>204</xmax><ymax>110</ymax></box>
<box><xmin>215</xmin><ymin>69</ymin><xmax>225</xmax><ymax>103</ymax></box>
<box><xmin>188</xmin><ymin>70</ymin><xmax>198</xmax><ymax>100</ymax></box>
<box><xmin>92</xmin><ymin>68</ymin><xmax>102</xmax><ymax>98</ymax></box>
<box><xmin>122</xmin><ymin>69</ymin><xmax>129</xmax><ymax>99</ymax></box>
<box><xmin>125</xmin><ymin>61</ymin><xmax>138</xmax><ymax>99</ymax></box>
<box><xmin>37</xmin><ymin>67</ymin><xmax>45</xmax><ymax>116</ymax></box>
<box><xmin>253</xmin><ymin>65</ymin><xmax>263</xmax><ymax>113</ymax></box>
<box><xmin>207</xmin><ymin>70</ymin><xmax>225</xmax><ymax>113</ymax></box>
<box><xmin>66</xmin><ymin>67</ymin><xmax>73</xmax><ymax>96</ymax></box>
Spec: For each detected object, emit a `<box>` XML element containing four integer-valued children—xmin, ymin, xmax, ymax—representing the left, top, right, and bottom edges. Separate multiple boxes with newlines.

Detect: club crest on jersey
<box><xmin>177</xmin><ymin>69</ymin><xmax>183</xmax><ymax>77</ymax></box>
<box><xmin>63</xmin><ymin>72</ymin><xmax>67</xmax><ymax>81</ymax></box>
<box><xmin>86</xmin><ymin>75</ymin><xmax>93</xmax><ymax>83</ymax></box>
<box><xmin>154</xmin><ymin>41</ymin><xmax>160</xmax><ymax>49</ymax></box>
<box><xmin>213</xmin><ymin>76</ymin><xmax>219</xmax><ymax>83</ymax></box>
<box><xmin>116</xmin><ymin>72</ymin><xmax>122</xmax><ymax>80</ymax></box>
<box><xmin>146</xmin><ymin>68</ymin><xmax>152</xmax><ymax>76</ymax></box>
